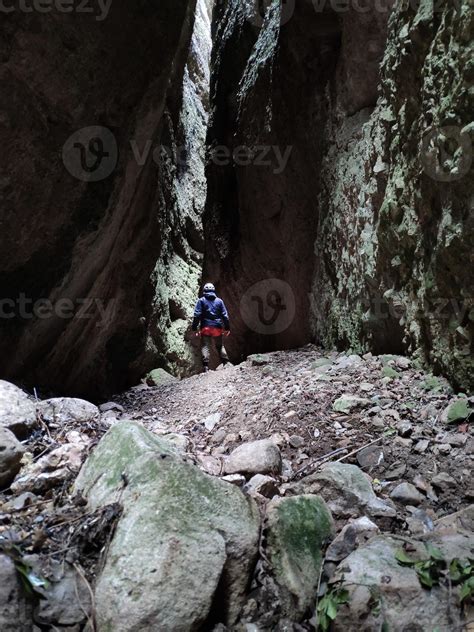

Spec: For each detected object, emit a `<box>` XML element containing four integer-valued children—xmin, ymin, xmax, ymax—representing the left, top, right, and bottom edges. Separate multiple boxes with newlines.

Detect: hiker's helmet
<box><xmin>203</xmin><ymin>283</ymin><xmax>215</xmax><ymax>293</ymax></box>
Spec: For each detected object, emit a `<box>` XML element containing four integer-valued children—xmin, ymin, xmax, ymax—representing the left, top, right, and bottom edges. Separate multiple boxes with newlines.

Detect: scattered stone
<box><xmin>0</xmin><ymin>427</ymin><xmax>25</xmax><ymax>489</ymax></box>
<box><xmin>158</xmin><ymin>433</ymin><xmax>190</xmax><ymax>454</ymax></box>
<box><xmin>11</xmin><ymin>433</ymin><xmax>90</xmax><ymax>494</ymax></box>
<box><xmin>359</xmin><ymin>382</ymin><xmax>375</xmax><ymax>392</ymax></box>
<box><xmin>325</xmin><ymin>516</ymin><xmax>379</xmax><ymax>562</ymax></box>
<box><xmin>0</xmin><ymin>380</ymin><xmax>37</xmax><ymax>439</ymax></box>
<box><xmin>332</xmin><ymin>395</ymin><xmax>371</xmax><ymax>414</ymax></box>
<box><xmin>99</xmin><ymin>402</ymin><xmax>125</xmax><ymax>414</ymax></box>
<box><xmin>288</xmin><ymin>435</ymin><xmax>305</xmax><ymax>449</ymax></box>
<box><xmin>390</xmin><ymin>482</ymin><xmax>425</xmax><ymax>506</ymax></box>
<box><xmin>203</xmin><ymin>412</ymin><xmax>221</xmax><ymax>431</ymax></box>
<box><xmin>291</xmin><ymin>463</ymin><xmax>396</xmax><ymax>519</ymax></box>
<box><xmin>414</xmin><ymin>439</ymin><xmax>430</xmax><ymax>453</ymax></box>
<box><xmin>221</xmin><ymin>474</ymin><xmax>246</xmax><ymax>487</ymax></box>
<box><xmin>397</xmin><ymin>421</ymin><xmax>413</xmax><ymax>437</ymax></box>
<box><xmin>224</xmin><ymin>439</ymin><xmax>282</xmax><ymax>476</ymax></box>
<box><xmin>356</xmin><ymin>445</ymin><xmax>384</xmax><ymax>470</ymax></box>
<box><xmin>435</xmin><ymin>505</ymin><xmax>474</xmax><ymax>534</ymax></box>
<box><xmin>446</xmin><ymin>433</ymin><xmax>468</xmax><ymax>447</ymax></box>
<box><xmin>394</xmin><ymin>356</ymin><xmax>411</xmax><ymax>370</ymax></box>
<box><xmin>265</xmin><ymin>495</ymin><xmax>333</xmax><ymax>619</ymax></box>
<box><xmin>384</xmin><ymin>462</ymin><xmax>407</xmax><ymax>481</ymax></box>
<box><xmin>145</xmin><ymin>368</ymin><xmax>178</xmax><ymax>386</ymax></box>
<box><xmin>197</xmin><ymin>455</ymin><xmax>222</xmax><ymax>476</ymax></box>
<box><xmin>248</xmin><ymin>354</ymin><xmax>271</xmax><ymax>366</ymax></box>
<box><xmin>244</xmin><ymin>474</ymin><xmax>279</xmax><ymax>498</ymax></box>
<box><xmin>4</xmin><ymin>491</ymin><xmax>37</xmax><ymax>511</ymax></box>
<box><xmin>331</xmin><ymin>534</ymin><xmax>472</xmax><ymax>631</ymax></box>
<box><xmin>436</xmin><ymin>443</ymin><xmax>452</xmax><ymax>455</ymax></box>
<box><xmin>75</xmin><ymin>422</ymin><xmax>260</xmax><ymax>631</ymax></box>
<box><xmin>38</xmin><ymin>398</ymin><xmax>99</xmax><ymax>426</ymax></box>
<box><xmin>311</xmin><ymin>358</ymin><xmax>332</xmax><ymax>369</ymax></box>
<box><xmin>431</xmin><ymin>472</ymin><xmax>457</xmax><ymax>490</ymax></box>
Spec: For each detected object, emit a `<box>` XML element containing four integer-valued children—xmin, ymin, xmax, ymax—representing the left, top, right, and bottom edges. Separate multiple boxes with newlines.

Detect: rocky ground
<box><xmin>0</xmin><ymin>347</ymin><xmax>473</xmax><ymax>631</ymax></box>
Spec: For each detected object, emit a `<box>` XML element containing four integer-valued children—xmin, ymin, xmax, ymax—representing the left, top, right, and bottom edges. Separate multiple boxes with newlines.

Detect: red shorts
<box><xmin>201</xmin><ymin>326</ymin><xmax>224</xmax><ymax>337</ymax></box>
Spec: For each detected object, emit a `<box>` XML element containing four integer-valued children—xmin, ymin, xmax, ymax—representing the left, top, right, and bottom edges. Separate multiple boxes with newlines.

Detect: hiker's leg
<box><xmin>201</xmin><ymin>336</ymin><xmax>211</xmax><ymax>371</ymax></box>
<box><xmin>216</xmin><ymin>336</ymin><xmax>229</xmax><ymax>365</ymax></box>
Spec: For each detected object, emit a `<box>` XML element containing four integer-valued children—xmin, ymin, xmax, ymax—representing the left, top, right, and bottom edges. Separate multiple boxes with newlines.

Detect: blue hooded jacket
<box><xmin>192</xmin><ymin>291</ymin><xmax>230</xmax><ymax>331</ymax></box>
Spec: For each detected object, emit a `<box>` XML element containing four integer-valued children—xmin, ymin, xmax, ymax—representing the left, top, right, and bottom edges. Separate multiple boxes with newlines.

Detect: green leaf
<box><xmin>395</xmin><ymin>549</ymin><xmax>415</xmax><ymax>565</ymax></box>
<box><xmin>460</xmin><ymin>581</ymin><xmax>472</xmax><ymax>602</ymax></box>
<box><xmin>418</xmin><ymin>570</ymin><xmax>434</xmax><ymax>588</ymax></box>
<box><xmin>336</xmin><ymin>589</ymin><xmax>350</xmax><ymax>604</ymax></box>
<box><xmin>426</xmin><ymin>544</ymin><xmax>444</xmax><ymax>562</ymax></box>
<box><xmin>326</xmin><ymin>599</ymin><xmax>338</xmax><ymax>620</ymax></box>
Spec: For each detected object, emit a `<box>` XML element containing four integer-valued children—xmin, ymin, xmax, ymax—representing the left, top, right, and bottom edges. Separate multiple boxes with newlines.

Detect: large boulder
<box><xmin>0</xmin><ymin>427</ymin><xmax>25</xmax><ymax>489</ymax></box>
<box><xmin>290</xmin><ymin>462</ymin><xmax>396</xmax><ymax>519</ymax></box>
<box><xmin>331</xmin><ymin>534</ymin><xmax>474</xmax><ymax>631</ymax></box>
<box><xmin>0</xmin><ymin>381</ymin><xmax>37</xmax><ymax>439</ymax></box>
<box><xmin>265</xmin><ymin>495</ymin><xmax>334</xmax><ymax>619</ymax></box>
<box><xmin>75</xmin><ymin>422</ymin><xmax>260</xmax><ymax>631</ymax></box>
<box><xmin>37</xmin><ymin>398</ymin><xmax>99</xmax><ymax>426</ymax></box>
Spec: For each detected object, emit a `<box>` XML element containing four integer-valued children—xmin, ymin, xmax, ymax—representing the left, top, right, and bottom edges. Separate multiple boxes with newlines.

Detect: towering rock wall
<box><xmin>204</xmin><ymin>0</ymin><xmax>473</xmax><ymax>391</ymax></box>
<box><xmin>143</xmin><ymin>0</ymin><xmax>214</xmax><ymax>379</ymax></box>
<box><xmin>0</xmin><ymin>0</ymin><xmax>212</xmax><ymax>397</ymax></box>
<box><xmin>313</xmin><ymin>0</ymin><xmax>474</xmax><ymax>391</ymax></box>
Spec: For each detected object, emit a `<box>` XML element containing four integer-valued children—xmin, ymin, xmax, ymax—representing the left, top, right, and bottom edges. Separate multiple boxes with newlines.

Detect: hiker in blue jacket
<box><xmin>192</xmin><ymin>283</ymin><xmax>230</xmax><ymax>372</ymax></box>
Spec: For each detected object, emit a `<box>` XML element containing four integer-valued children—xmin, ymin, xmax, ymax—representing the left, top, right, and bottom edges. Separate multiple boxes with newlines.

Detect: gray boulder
<box><xmin>0</xmin><ymin>380</ymin><xmax>37</xmax><ymax>439</ymax></box>
<box><xmin>290</xmin><ymin>463</ymin><xmax>396</xmax><ymax>519</ymax></box>
<box><xmin>0</xmin><ymin>426</ymin><xmax>25</xmax><ymax>489</ymax></box>
<box><xmin>265</xmin><ymin>495</ymin><xmax>333</xmax><ymax>619</ymax></box>
<box><xmin>37</xmin><ymin>398</ymin><xmax>99</xmax><ymax>426</ymax></box>
<box><xmin>75</xmin><ymin>422</ymin><xmax>260</xmax><ymax>632</ymax></box>
<box><xmin>331</xmin><ymin>534</ymin><xmax>474</xmax><ymax>631</ymax></box>
<box><xmin>224</xmin><ymin>439</ymin><xmax>282</xmax><ymax>476</ymax></box>
<box><xmin>390</xmin><ymin>482</ymin><xmax>425</xmax><ymax>506</ymax></box>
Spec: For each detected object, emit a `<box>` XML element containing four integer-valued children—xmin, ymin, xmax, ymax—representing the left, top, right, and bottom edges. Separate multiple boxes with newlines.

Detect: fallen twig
<box><xmin>290</xmin><ymin>448</ymin><xmax>348</xmax><ymax>480</ymax></box>
<box><xmin>73</xmin><ymin>562</ymin><xmax>96</xmax><ymax>632</ymax></box>
<box><xmin>334</xmin><ymin>436</ymin><xmax>384</xmax><ymax>464</ymax></box>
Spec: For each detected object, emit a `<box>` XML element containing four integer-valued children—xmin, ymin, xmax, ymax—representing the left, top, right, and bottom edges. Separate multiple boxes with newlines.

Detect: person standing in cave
<box><xmin>192</xmin><ymin>283</ymin><xmax>230</xmax><ymax>373</ymax></box>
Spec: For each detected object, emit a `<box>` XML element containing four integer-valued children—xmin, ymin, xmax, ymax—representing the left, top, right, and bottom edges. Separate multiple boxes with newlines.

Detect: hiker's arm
<box><xmin>221</xmin><ymin>300</ymin><xmax>230</xmax><ymax>331</ymax></box>
<box><xmin>192</xmin><ymin>299</ymin><xmax>202</xmax><ymax>331</ymax></box>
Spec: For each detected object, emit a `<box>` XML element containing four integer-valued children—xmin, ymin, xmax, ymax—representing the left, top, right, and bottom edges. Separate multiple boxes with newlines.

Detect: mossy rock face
<box><xmin>443</xmin><ymin>399</ymin><xmax>473</xmax><ymax>424</ymax></box>
<box><xmin>265</xmin><ymin>495</ymin><xmax>334</xmax><ymax>619</ymax></box>
<box><xmin>145</xmin><ymin>368</ymin><xmax>178</xmax><ymax>386</ymax></box>
<box><xmin>75</xmin><ymin>422</ymin><xmax>260</xmax><ymax>632</ymax></box>
<box><xmin>382</xmin><ymin>366</ymin><xmax>400</xmax><ymax>380</ymax></box>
